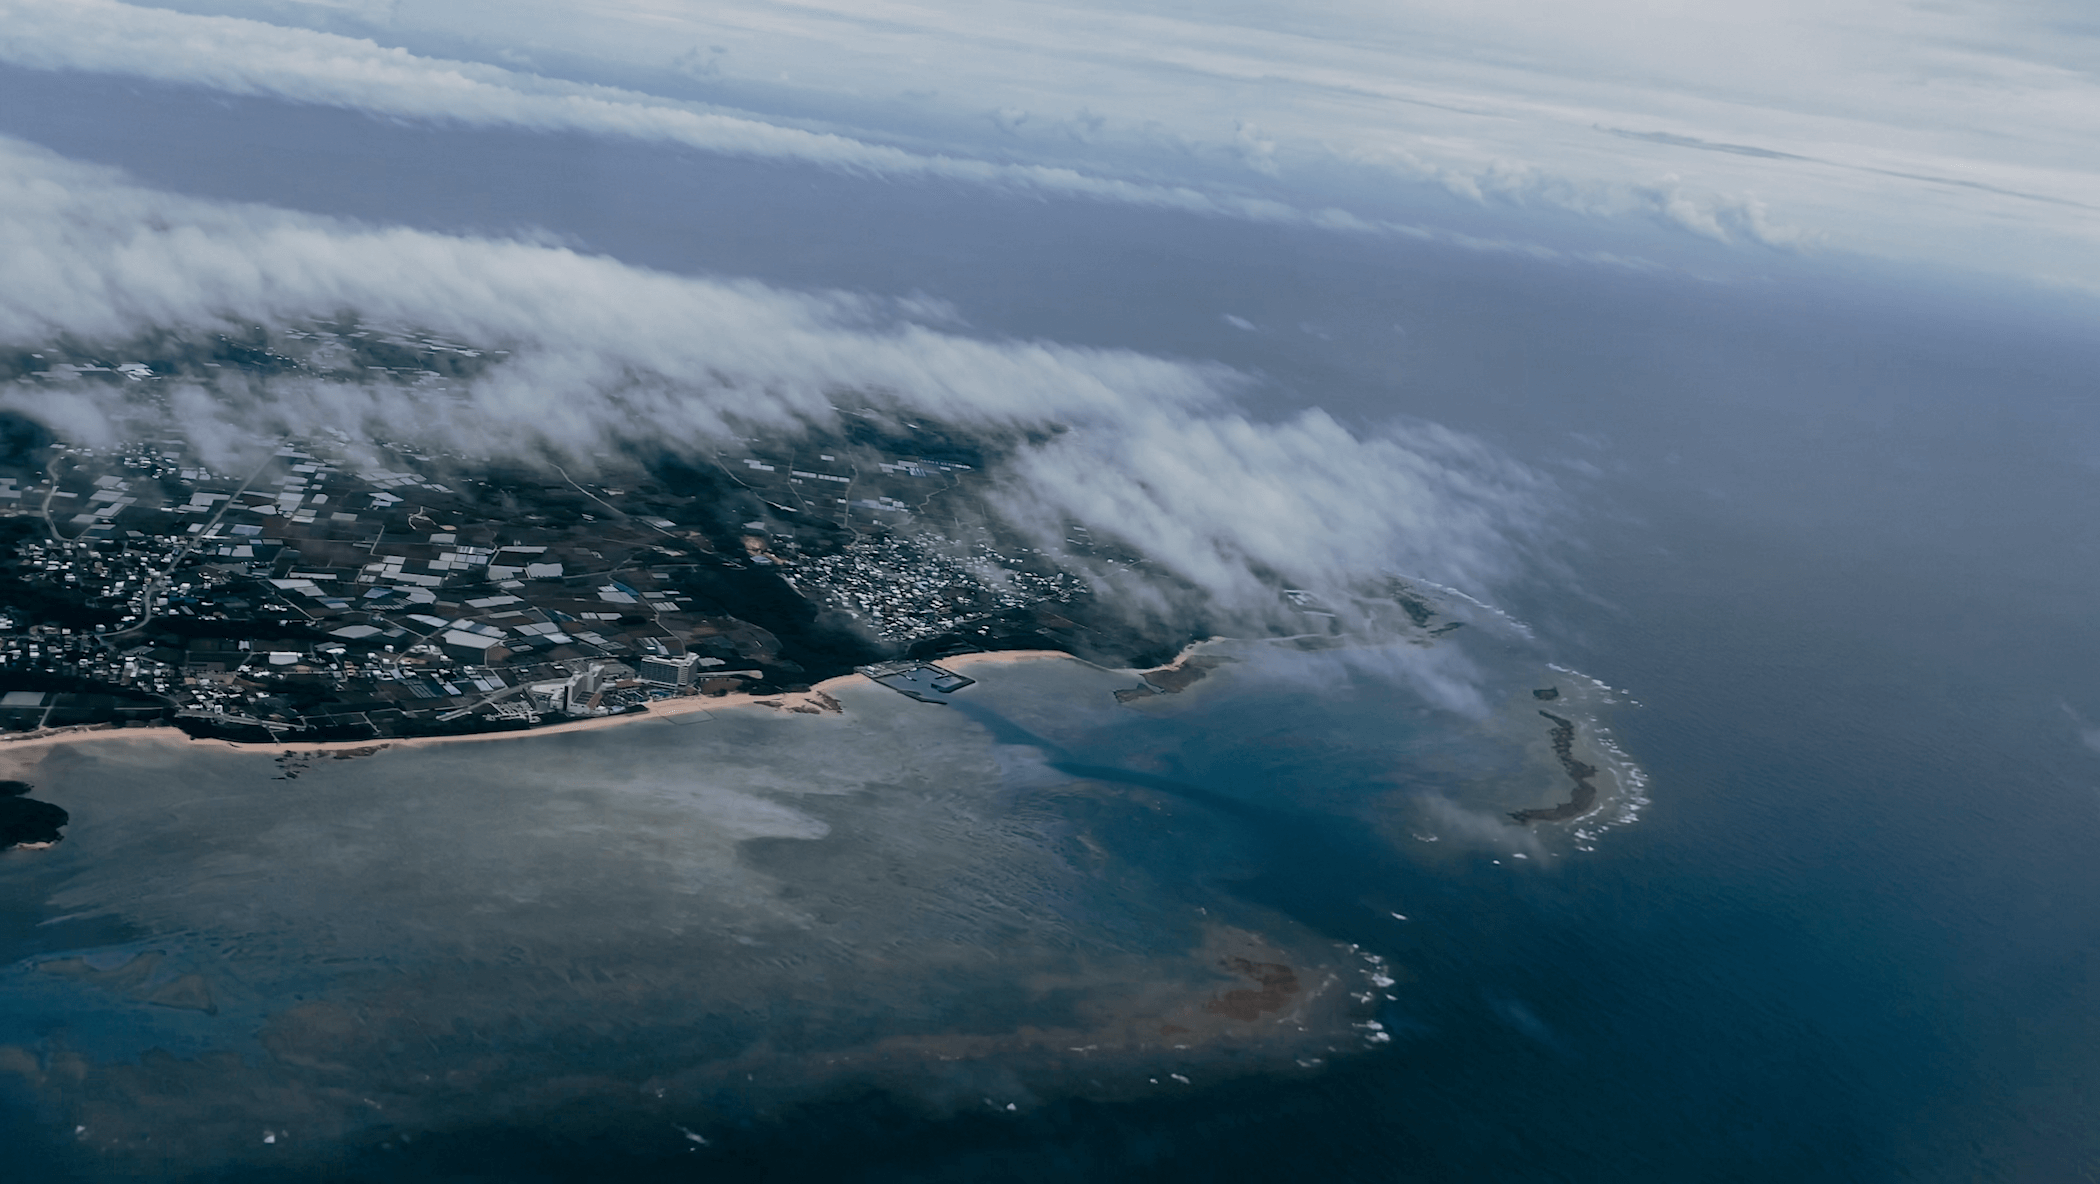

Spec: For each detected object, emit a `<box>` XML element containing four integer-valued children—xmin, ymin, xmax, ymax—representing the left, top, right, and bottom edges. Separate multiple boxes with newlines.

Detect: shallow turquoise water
<box><xmin>0</xmin><ymin>635</ymin><xmax>1606</xmax><ymax>1180</ymax></box>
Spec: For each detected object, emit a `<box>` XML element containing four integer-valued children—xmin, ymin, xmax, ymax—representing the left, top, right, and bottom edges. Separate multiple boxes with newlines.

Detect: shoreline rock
<box><xmin>1509</xmin><ymin>710</ymin><xmax>1601</xmax><ymax>824</ymax></box>
<box><xmin>0</xmin><ymin>778</ymin><xmax>67</xmax><ymax>851</ymax></box>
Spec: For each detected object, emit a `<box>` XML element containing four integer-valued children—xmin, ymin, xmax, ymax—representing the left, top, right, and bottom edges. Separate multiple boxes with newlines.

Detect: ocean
<box><xmin>3</xmin><ymin>546</ymin><xmax>2079</xmax><ymax>1183</ymax></box>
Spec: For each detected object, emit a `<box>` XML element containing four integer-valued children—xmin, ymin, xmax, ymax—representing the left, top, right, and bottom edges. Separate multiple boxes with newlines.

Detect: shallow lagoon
<box><xmin>0</xmin><ymin>639</ymin><xmax>1612</xmax><ymax>1178</ymax></box>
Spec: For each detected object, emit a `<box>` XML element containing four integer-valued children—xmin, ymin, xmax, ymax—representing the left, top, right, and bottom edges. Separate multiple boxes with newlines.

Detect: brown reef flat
<box><xmin>1204</xmin><ymin>957</ymin><xmax>1301</xmax><ymax>1022</ymax></box>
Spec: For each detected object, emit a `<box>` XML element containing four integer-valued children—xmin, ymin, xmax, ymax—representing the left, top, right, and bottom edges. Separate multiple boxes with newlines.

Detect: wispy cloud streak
<box><xmin>11</xmin><ymin>0</ymin><xmax>2097</xmax><ymax>279</ymax></box>
<box><xmin>0</xmin><ymin>0</ymin><xmax>1304</xmax><ymax>223</ymax></box>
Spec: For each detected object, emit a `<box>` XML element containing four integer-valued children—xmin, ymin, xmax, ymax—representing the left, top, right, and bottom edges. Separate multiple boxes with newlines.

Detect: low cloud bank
<box><xmin>0</xmin><ymin>138</ymin><xmax>1547</xmax><ymax>634</ymax></box>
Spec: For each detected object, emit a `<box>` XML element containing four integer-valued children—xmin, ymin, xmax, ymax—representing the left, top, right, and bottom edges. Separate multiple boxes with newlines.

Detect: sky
<box><xmin>0</xmin><ymin>0</ymin><xmax>2093</xmax><ymax>632</ymax></box>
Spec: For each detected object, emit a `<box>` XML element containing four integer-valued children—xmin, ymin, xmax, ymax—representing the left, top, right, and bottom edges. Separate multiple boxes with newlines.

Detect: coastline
<box><xmin>0</xmin><ymin>649</ymin><xmax>1080</xmax><ymax>765</ymax></box>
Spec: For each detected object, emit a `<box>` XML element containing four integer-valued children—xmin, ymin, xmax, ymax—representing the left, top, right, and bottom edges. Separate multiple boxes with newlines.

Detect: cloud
<box><xmin>0</xmin><ymin>0</ymin><xmax>1310</xmax><ymax>225</ymax></box>
<box><xmin>991</xmin><ymin>407</ymin><xmax>1541</xmax><ymax>630</ymax></box>
<box><xmin>1415</xmin><ymin>794</ymin><xmax>1545</xmax><ymax>857</ymax></box>
<box><xmin>1233</xmin><ymin>639</ymin><xmax>1500</xmax><ymax>719</ymax></box>
<box><xmin>47</xmin><ymin>0</ymin><xmax>2099</xmax><ymax>282</ymax></box>
<box><xmin>0</xmin><ymin>137</ymin><xmax>1547</xmax><ymax>632</ymax></box>
<box><xmin>0</xmin><ymin>0</ymin><xmax>1841</xmax><ymax>273</ymax></box>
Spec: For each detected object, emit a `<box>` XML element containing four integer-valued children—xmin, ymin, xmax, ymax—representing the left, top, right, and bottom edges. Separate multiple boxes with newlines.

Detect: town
<box><xmin>0</xmin><ymin>328</ymin><xmax>1147</xmax><ymax>742</ymax></box>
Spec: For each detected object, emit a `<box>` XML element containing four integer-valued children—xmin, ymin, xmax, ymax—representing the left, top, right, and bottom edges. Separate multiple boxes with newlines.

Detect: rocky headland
<box><xmin>0</xmin><ymin>778</ymin><xmax>67</xmax><ymax>850</ymax></box>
